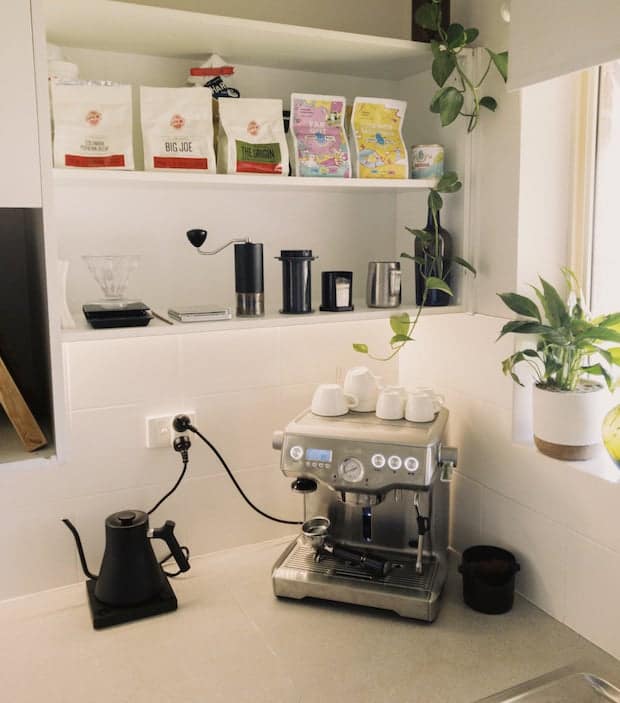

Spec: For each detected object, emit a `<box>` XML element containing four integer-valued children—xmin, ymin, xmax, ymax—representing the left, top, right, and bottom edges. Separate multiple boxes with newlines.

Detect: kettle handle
<box><xmin>151</xmin><ymin>520</ymin><xmax>191</xmax><ymax>573</ymax></box>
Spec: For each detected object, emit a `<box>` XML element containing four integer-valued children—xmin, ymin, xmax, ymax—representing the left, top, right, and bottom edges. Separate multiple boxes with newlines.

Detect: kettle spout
<box><xmin>62</xmin><ymin>518</ymin><xmax>98</xmax><ymax>580</ymax></box>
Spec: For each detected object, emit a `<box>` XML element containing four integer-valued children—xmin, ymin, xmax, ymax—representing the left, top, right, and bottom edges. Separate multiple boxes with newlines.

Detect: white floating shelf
<box><xmin>61</xmin><ymin>304</ymin><xmax>463</xmax><ymax>343</ymax></box>
<box><xmin>43</xmin><ymin>0</ymin><xmax>431</xmax><ymax>79</ymax></box>
<box><xmin>52</xmin><ymin>169</ymin><xmax>437</xmax><ymax>192</ymax></box>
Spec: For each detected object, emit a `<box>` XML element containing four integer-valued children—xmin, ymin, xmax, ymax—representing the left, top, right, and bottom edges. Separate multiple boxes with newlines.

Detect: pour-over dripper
<box><xmin>83</xmin><ymin>255</ymin><xmax>140</xmax><ymax>306</ymax></box>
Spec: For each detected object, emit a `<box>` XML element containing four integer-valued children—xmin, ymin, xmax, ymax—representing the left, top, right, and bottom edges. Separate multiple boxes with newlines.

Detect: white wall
<box><xmin>0</xmin><ymin>320</ymin><xmax>396</xmax><ymax>600</ymax></box>
<box><xmin>399</xmin><ymin>312</ymin><xmax>620</xmax><ymax>658</ymax></box>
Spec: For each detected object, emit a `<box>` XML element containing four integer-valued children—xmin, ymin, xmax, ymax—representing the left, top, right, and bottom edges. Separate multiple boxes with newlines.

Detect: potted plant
<box><xmin>498</xmin><ymin>269</ymin><xmax>620</xmax><ymax>460</ymax></box>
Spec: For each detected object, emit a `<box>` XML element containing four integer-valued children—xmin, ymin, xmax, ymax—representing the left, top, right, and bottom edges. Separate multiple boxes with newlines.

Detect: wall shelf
<box><xmin>52</xmin><ymin>169</ymin><xmax>437</xmax><ymax>192</ymax></box>
<box><xmin>43</xmin><ymin>0</ymin><xmax>431</xmax><ymax>79</ymax></box>
<box><xmin>61</xmin><ymin>303</ymin><xmax>463</xmax><ymax>343</ymax></box>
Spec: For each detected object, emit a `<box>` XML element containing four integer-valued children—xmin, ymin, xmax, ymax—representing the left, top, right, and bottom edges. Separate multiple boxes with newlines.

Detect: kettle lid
<box><xmin>106</xmin><ymin>510</ymin><xmax>148</xmax><ymax>528</ymax></box>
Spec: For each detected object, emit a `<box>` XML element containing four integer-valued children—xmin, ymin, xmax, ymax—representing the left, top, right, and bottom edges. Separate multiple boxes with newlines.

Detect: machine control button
<box><xmin>388</xmin><ymin>455</ymin><xmax>402</xmax><ymax>471</ymax></box>
<box><xmin>338</xmin><ymin>457</ymin><xmax>365</xmax><ymax>483</ymax></box>
<box><xmin>404</xmin><ymin>457</ymin><xmax>419</xmax><ymax>473</ymax></box>
<box><xmin>311</xmin><ymin>462</ymin><xmax>318</xmax><ymax>468</ymax></box>
<box><xmin>289</xmin><ymin>445</ymin><xmax>304</xmax><ymax>461</ymax></box>
<box><xmin>371</xmin><ymin>453</ymin><xmax>386</xmax><ymax>469</ymax></box>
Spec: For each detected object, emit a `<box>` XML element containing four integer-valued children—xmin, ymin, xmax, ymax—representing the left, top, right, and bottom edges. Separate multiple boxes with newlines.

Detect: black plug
<box><xmin>173</xmin><ymin>435</ymin><xmax>191</xmax><ymax>462</ymax></box>
<box><xmin>173</xmin><ymin>414</ymin><xmax>195</xmax><ymax>433</ymax></box>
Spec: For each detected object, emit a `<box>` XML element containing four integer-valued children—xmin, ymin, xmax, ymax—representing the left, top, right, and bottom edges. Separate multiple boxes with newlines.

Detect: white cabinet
<box><xmin>0</xmin><ymin>1</ymin><xmax>42</xmax><ymax>207</ymax></box>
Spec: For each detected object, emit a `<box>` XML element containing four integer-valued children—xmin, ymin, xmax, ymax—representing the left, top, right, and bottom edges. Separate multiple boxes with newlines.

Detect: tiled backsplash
<box><xmin>0</xmin><ymin>319</ymin><xmax>396</xmax><ymax>601</ymax></box>
<box><xmin>3</xmin><ymin>310</ymin><xmax>620</xmax><ymax>663</ymax></box>
<box><xmin>399</xmin><ymin>312</ymin><xmax>620</xmax><ymax>659</ymax></box>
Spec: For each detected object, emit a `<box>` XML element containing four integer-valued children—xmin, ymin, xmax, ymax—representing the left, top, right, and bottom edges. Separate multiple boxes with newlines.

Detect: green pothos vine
<box><xmin>353</xmin><ymin>1</ymin><xmax>507</xmax><ymax>361</ymax></box>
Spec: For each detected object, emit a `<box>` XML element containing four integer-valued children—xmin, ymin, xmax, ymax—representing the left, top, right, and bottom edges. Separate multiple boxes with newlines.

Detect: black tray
<box><xmin>83</xmin><ymin>303</ymin><xmax>153</xmax><ymax>329</ymax></box>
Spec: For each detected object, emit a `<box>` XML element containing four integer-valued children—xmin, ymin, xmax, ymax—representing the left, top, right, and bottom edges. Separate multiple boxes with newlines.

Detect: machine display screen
<box><xmin>305</xmin><ymin>448</ymin><xmax>333</xmax><ymax>463</ymax></box>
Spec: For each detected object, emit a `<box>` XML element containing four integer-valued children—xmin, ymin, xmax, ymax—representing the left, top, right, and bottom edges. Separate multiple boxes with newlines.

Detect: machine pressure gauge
<box><xmin>338</xmin><ymin>457</ymin><xmax>365</xmax><ymax>483</ymax></box>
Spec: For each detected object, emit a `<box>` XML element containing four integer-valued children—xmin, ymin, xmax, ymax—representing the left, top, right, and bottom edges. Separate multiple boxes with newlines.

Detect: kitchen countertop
<box><xmin>1</xmin><ymin>537</ymin><xmax>619</xmax><ymax>703</ymax></box>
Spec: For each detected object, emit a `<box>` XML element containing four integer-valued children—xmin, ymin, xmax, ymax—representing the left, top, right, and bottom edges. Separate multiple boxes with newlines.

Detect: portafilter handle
<box><xmin>320</xmin><ymin>542</ymin><xmax>392</xmax><ymax>577</ymax></box>
<box><xmin>149</xmin><ymin>520</ymin><xmax>190</xmax><ymax>573</ymax></box>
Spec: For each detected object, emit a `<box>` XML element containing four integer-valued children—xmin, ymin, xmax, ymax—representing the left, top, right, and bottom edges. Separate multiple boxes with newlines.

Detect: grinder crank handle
<box><xmin>322</xmin><ymin>542</ymin><xmax>392</xmax><ymax>577</ymax></box>
<box><xmin>151</xmin><ymin>520</ymin><xmax>191</xmax><ymax>573</ymax></box>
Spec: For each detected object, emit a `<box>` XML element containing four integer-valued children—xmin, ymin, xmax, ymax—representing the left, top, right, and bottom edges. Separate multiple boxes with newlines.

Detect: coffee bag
<box><xmin>217</xmin><ymin>98</ymin><xmax>288</xmax><ymax>175</ymax></box>
<box><xmin>289</xmin><ymin>93</ymin><xmax>350</xmax><ymax>178</ymax></box>
<box><xmin>140</xmin><ymin>87</ymin><xmax>216</xmax><ymax>172</ymax></box>
<box><xmin>51</xmin><ymin>82</ymin><xmax>134</xmax><ymax>169</ymax></box>
<box><xmin>350</xmin><ymin>97</ymin><xmax>408</xmax><ymax>179</ymax></box>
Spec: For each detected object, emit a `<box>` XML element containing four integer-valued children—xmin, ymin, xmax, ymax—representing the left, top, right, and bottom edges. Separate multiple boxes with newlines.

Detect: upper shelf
<box><xmin>52</xmin><ymin>169</ymin><xmax>437</xmax><ymax>192</ymax></box>
<box><xmin>43</xmin><ymin>0</ymin><xmax>432</xmax><ymax>79</ymax></box>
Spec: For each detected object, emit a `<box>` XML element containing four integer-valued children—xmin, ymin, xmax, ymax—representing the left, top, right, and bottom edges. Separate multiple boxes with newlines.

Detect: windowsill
<box><xmin>512</xmin><ymin>436</ymin><xmax>619</xmax><ymax>484</ymax></box>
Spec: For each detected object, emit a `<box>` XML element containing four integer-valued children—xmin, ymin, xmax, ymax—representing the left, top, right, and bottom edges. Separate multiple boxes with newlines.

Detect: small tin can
<box><xmin>410</xmin><ymin>144</ymin><xmax>444</xmax><ymax>180</ymax></box>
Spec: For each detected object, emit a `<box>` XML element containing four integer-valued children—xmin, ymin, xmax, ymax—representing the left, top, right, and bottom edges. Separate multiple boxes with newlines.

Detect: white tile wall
<box><xmin>565</xmin><ymin>534</ymin><xmax>620</xmax><ymax>659</ymax></box>
<box><xmin>5</xmin><ymin>310</ymin><xmax>620</xmax><ymax>664</ymax></box>
<box><xmin>0</xmin><ymin>318</ymin><xmax>395</xmax><ymax>600</ymax></box>
<box><xmin>400</xmin><ymin>312</ymin><xmax>620</xmax><ymax>659</ymax></box>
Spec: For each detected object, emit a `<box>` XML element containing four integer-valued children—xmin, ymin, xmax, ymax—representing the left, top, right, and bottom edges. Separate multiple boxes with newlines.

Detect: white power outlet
<box><xmin>145</xmin><ymin>412</ymin><xmax>196</xmax><ymax>449</ymax></box>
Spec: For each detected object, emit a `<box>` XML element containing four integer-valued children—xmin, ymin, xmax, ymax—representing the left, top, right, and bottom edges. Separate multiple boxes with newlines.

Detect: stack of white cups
<box><xmin>310</xmin><ymin>366</ymin><xmax>444</xmax><ymax>423</ymax></box>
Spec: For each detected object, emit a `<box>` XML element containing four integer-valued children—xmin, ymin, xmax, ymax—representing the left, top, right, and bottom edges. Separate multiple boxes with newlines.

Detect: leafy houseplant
<box><xmin>498</xmin><ymin>269</ymin><xmax>620</xmax><ymax>460</ymax></box>
<box><xmin>353</xmin><ymin>4</ymin><xmax>505</xmax><ymax>359</ymax></box>
<box><xmin>414</xmin><ymin>0</ymin><xmax>508</xmax><ymax>132</ymax></box>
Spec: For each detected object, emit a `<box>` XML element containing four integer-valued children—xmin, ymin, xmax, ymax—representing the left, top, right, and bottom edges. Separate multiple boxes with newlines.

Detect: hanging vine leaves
<box><xmin>414</xmin><ymin>1</ymin><xmax>508</xmax><ymax>133</ymax></box>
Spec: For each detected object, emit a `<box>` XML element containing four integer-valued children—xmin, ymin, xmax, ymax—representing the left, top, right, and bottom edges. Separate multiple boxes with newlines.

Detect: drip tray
<box><xmin>271</xmin><ymin>539</ymin><xmax>447</xmax><ymax>622</ymax></box>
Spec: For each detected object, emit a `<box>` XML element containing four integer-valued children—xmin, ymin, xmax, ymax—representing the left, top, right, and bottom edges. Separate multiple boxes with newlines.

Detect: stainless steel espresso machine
<box><xmin>271</xmin><ymin>408</ymin><xmax>457</xmax><ymax>621</ymax></box>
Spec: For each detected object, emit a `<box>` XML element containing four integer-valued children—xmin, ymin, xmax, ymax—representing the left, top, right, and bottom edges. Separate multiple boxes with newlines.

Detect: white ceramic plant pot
<box><xmin>533</xmin><ymin>383</ymin><xmax>608</xmax><ymax>461</ymax></box>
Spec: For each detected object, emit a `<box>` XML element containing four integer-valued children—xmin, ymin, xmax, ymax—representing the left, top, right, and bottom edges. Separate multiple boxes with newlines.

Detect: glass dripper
<box><xmin>83</xmin><ymin>255</ymin><xmax>140</xmax><ymax>307</ymax></box>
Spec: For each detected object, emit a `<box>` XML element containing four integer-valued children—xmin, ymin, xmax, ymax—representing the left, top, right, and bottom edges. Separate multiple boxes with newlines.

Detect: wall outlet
<box><xmin>146</xmin><ymin>412</ymin><xmax>196</xmax><ymax>449</ymax></box>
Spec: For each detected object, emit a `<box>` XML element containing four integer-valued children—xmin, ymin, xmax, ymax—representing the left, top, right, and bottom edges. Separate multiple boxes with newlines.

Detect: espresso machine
<box><xmin>271</xmin><ymin>408</ymin><xmax>457</xmax><ymax>621</ymax></box>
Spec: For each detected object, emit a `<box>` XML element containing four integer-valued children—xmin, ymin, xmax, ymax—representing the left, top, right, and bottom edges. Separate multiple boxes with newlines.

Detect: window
<box><xmin>591</xmin><ymin>61</ymin><xmax>620</xmax><ymax>315</ymax></box>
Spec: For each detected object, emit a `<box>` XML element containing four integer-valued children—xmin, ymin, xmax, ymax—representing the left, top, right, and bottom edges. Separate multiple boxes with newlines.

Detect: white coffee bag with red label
<box><xmin>140</xmin><ymin>87</ymin><xmax>216</xmax><ymax>172</ymax></box>
<box><xmin>217</xmin><ymin>98</ymin><xmax>288</xmax><ymax>175</ymax></box>
<box><xmin>51</xmin><ymin>82</ymin><xmax>134</xmax><ymax>169</ymax></box>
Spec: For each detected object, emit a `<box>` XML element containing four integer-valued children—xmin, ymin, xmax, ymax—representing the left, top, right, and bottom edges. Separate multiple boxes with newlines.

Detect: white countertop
<box><xmin>1</xmin><ymin>537</ymin><xmax>618</xmax><ymax>703</ymax></box>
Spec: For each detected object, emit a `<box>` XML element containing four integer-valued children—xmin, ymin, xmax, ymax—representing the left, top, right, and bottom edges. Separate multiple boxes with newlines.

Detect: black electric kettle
<box><xmin>63</xmin><ymin>510</ymin><xmax>190</xmax><ymax>626</ymax></box>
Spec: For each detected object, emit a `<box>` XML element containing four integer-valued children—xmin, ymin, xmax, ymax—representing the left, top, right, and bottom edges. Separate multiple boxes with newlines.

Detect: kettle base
<box><xmin>85</xmin><ymin>578</ymin><xmax>177</xmax><ymax>630</ymax></box>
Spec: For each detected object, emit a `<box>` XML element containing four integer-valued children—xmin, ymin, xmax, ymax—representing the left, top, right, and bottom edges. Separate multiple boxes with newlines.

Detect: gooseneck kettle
<box><xmin>63</xmin><ymin>510</ymin><xmax>190</xmax><ymax>627</ymax></box>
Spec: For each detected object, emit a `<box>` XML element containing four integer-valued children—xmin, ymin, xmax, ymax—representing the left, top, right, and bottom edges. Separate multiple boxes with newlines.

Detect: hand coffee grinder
<box><xmin>186</xmin><ymin>228</ymin><xmax>264</xmax><ymax>316</ymax></box>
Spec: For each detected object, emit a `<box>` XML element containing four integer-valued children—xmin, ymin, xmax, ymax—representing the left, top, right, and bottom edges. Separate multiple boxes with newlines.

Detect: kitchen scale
<box><xmin>81</xmin><ymin>255</ymin><xmax>153</xmax><ymax>329</ymax></box>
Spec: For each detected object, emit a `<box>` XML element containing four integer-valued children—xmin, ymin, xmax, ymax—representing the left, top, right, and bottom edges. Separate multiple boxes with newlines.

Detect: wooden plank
<box><xmin>0</xmin><ymin>353</ymin><xmax>47</xmax><ymax>451</ymax></box>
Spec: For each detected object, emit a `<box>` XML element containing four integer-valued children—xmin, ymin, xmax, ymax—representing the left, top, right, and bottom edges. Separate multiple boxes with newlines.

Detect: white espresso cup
<box><xmin>414</xmin><ymin>386</ymin><xmax>445</xmax><ymax>413</ymax></box>
<box><xmin>405</xmin><ymin>391</ymin><xmax>436</xmax><ymax>423</ymax></box>
<box><xmin>376</xmin><ymin>386</ymin><xmax>406</xmax><ymax>420</ymax></box>
<box><xmin>343</xmin><ymin>366</ymin><xmax>382</xmax><ymax>412</ymax></box>
<box><xmin>312</xmin><ymin>384</ymin><xmax>359</xmax><ymax>417</ymax></box>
